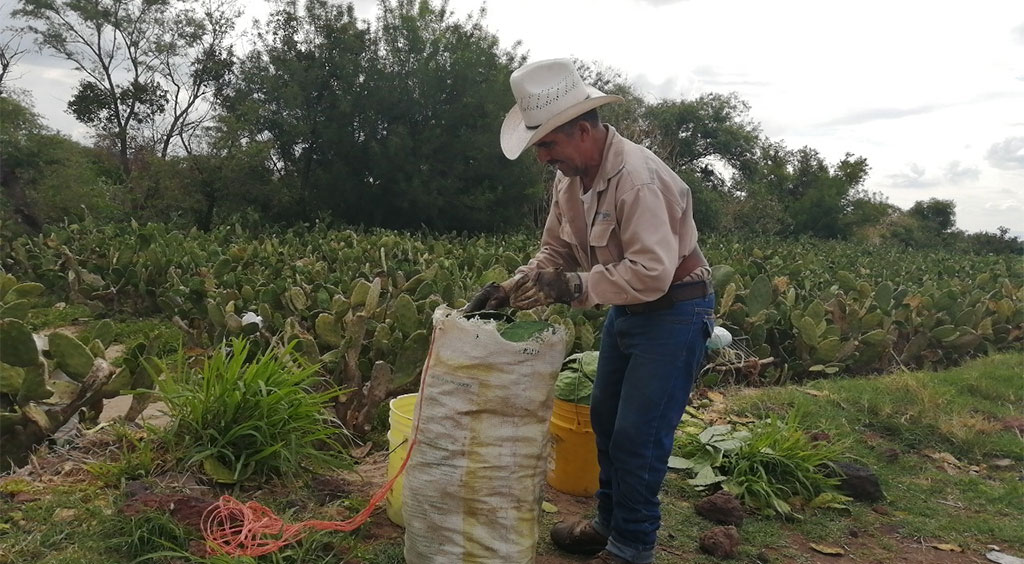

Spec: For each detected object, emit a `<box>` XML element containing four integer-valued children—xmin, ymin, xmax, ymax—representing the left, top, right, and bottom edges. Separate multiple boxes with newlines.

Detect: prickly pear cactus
<box><xmin>0</xmin><ymin>272</ymin><xmax>145</xmax><ymax>470</ymax></box>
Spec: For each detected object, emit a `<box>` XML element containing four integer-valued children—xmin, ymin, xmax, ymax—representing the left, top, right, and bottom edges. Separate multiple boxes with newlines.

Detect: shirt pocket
<box><xmin>590</xmin><ymin>221</ymin><xmax>614</xmax><ymax>247</ymax></box>
<box><xmin>589</xmin><ymin>221</ymin><xmax>615</xmax><ymax>263</ymax></box>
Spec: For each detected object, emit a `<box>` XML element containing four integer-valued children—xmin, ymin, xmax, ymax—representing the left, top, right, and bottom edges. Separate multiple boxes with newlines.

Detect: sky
<box><xmin>5</xmin><ymin>0</ymin><xmax>1023</xmax><ymax>236</ymax></box>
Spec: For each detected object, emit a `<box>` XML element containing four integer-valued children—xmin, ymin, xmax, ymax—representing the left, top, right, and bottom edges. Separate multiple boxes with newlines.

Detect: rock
<box><xmin>827</xmin><ymin>462</ymin><xmax>885</xmax><ymax>502</ymax></box>
<box><xmin>695</xmin><ymin>490</ymin><xmax>745</xmax><ymax>526</ymax></box>
<box><xmin>52</xmin><ymin>508</ymin><xmax>78</xmax><ymax>522</ymax></box>
<box><xmin>699</xmin><ymin>526</ymin><xmax>740</xmax><ymax>558</ymax></box>
<box><xmin>987</xmin><ymin>550</ymin><xmax>1024</xmax><ymax>564</ymax></box>
<box><xmin>12</xmin><ymin>493</ymin><xmax>39</xmax><ymax>504</ymax></box>
<box><xmin>123</xmin><ymin>480</ymin><xmax>151</xmax><ymax>498</ymax></box>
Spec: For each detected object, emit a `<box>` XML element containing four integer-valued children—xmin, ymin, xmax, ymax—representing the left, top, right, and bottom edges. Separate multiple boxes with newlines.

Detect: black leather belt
<box><xmin>623</xmin><ymin>279</ymin><xmax>712</xmax><ymax>314</ymax></box>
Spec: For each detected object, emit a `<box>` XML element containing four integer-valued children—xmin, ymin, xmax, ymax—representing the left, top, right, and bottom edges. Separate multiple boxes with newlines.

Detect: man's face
<box><xmin>533</xmin><ymin>128</ymin><xmax>585</xmax><ymax>177</ymax></box>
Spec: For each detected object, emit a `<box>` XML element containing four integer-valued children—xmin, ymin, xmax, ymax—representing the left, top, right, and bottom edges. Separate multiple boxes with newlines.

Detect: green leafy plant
<box><xmin>672</xmin><ymin>412</ymin><xmax>849</xmax><ymax>519</ymax></box>
<box><xmin>157</xmin><ymin>338</ymin><xmax>349</xmax><ymax>484</ymax></box>
<box><xmin>85</xmin><ymin>427</ymin><xmax>164</xmax><ymax>486</ymax></box>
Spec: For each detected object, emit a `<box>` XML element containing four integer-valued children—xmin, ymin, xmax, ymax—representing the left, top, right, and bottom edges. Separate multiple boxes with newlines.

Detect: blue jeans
<box><xmin>590</xmin><ymin>293</ymin><xmax>715</xmax><ymax>563</ymax></box>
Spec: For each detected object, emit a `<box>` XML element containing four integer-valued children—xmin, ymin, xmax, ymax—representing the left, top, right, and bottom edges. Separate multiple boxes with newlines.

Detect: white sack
<box><xmin>403</xmin><ymin>307</ymin><xmax>567</xmax><ymax>564</ymax></box>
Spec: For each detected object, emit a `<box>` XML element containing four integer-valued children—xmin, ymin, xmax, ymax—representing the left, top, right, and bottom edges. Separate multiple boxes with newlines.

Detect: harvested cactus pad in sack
<box><xmin>554</xmin><ymin>351</ymin><xmax>599</xmax><ymax>406</ymax></box>
<box><xmin>403</xmin><ymin>306</ymin><xmax>566</xmax><ymax>564</ymax></box>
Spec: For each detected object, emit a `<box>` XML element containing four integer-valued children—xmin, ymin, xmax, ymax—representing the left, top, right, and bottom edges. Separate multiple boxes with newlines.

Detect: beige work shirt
<box><xmin>518</xmin><ymin>125</ymin><xmax>709</xmax><ymax>307</ymax></box>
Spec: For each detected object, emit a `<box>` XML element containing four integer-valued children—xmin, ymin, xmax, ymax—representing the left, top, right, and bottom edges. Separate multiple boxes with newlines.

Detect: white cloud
<box><xmin>986</xmin><ymin>137</ymin><xmax>1024</xmax><ymax>170</ymax></box>
<box><xmin>886</xmin><ymin>164</ymin><xmax>936</xmax><ymax>188</ymax></box>
<box><xmin>944</xmin><ymin>161</ymin><xmax>981</xmax><ymax>185</ymax></box>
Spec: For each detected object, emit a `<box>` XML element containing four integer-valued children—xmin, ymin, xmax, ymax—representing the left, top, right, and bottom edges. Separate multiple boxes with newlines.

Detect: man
<box><xmin>466</xmin><ymin>58</ymin><xmax>715</xmax><ymax>564</ymax></box>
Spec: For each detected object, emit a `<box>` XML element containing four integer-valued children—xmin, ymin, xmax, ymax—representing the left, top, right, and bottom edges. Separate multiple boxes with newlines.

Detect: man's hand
<box><xmin>464</xmin><ymin>276</ymin><xmax>527</xmax><ymax>313</ymax></box>
<box><xmin>510</xmin><ymin>269</ymin><xmax>582</xmax><ymax>309</ymax></box>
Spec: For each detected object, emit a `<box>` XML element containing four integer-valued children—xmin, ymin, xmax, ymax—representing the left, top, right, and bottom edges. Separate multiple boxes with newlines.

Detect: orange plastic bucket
<box><xmin>547</xmin><ymin>398</ymin><xmax>600</xmax><ymax>497</ymax></box>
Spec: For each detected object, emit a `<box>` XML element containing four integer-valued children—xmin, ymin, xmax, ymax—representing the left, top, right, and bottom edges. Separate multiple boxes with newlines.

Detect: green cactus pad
<box><xmin>48</xmin><ymin>332</ymin><xmax>95</xmax><ymax>382</ymax></box>
<box><xmin>315</xmin><ymin>313</ymin><xmax>344</xmax><ymax>348</ymax></box>
<box><xmin>0</xmin><ymin>319</ymin><xmax>40</xmax><ymax>367</ymax></box>
<box><xmin>91</xmin><ymin>319</ymin><xmax>116</xmax><ymax>348</ymax></box>
<box><xmin>17</xmin><ymin>364</ymin><xmax>53</xmax><ymax>403</ymax></box>
<box><xmin>0</xmin><ymin>363</ymin><xmax>25</xmax><ymax>395</ymax></box>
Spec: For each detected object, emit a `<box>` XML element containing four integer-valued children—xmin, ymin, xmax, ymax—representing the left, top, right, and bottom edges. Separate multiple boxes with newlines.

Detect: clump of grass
<box><xmin>674</xmin><ymin>412</ymin><xmax>848</xmax><ymax>519</ymax></box>
<box><xmin>156</xmin><ymin>338</ymin><xmax>349</xmax><ymax>484</ymax></box>
<box><xmin>85</xmin><ymin>427</ymin><xmax>165</xmax><ymax>486</ymax></box>
<box><xmin>721</xmin><ymin>415</ymin><xmax>847</xmax><ymax>518</ymax></box>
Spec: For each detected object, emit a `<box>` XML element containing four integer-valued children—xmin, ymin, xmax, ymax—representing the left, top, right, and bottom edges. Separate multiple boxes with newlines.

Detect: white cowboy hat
<box><xmin>500</xmin><ymin>58</ymin><xmax>624</xmax><ymax>160</ymax></box>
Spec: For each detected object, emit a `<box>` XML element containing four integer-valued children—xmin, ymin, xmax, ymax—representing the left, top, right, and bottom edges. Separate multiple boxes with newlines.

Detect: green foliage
<box><xmin>721</xmin><ymin>417</ymin><xmax>848</xmax><ymax>518</ymax></box>
<box><xmin>6</xmin><ymin>220</ymin><xmax>1022</xmax><ymax>388</ymax></box>
<box><xmin>156</xmin><ymin>338</ymin><xmax>350</xmax><ymax>484</ymax></box>
<box><xmin>554</xmin><ymin>351</ymin><xmax>598</xmax><ymax>405</ymax></box>
<box><xmin>14</xmin><ymin>0</ymin><xmax>239</xmax><ymax>178</ymax></box>
<box><xmin>0</xmin><ymin>96</ymin><xmax>121</xmax><ymax>231</ymax></box>
<box><xmin>85</xmin><ymin>428</ymin><xmax>163</xmax><ymax>486</ymax></box>
<box><xmin>909</xmin><ymin>198</ymin><xmax>957</xmax><ymax>233</ymax></box>
<box><xmin>216</xmin><ymin>0</ymin><xmax>538</xmax><ymax>232</ymax></box>
<box><xmin>673</xmin><ymin>413</ymin><xmax>848</xmax><ymax>519</ymax></box>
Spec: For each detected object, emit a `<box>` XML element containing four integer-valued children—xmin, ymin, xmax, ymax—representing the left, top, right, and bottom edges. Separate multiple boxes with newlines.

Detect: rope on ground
<box><xmin>200</xmin><ymin>327</ymin><xmax>438</xmax><ymax>557</ymax></box>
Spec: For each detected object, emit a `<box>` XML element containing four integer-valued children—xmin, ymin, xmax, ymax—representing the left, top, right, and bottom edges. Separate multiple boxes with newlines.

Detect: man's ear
<box><xmin>577</xmin><ymin>120</ymin><xmax>592</xmax><ymax>140</ymax></box>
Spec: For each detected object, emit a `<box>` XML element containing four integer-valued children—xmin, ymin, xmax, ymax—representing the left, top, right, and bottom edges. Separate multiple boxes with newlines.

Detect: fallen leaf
<box><xmin>927</xmin><ymin>543</ymin><xmax>963</xmax><ymax>552</ymax></box>
<box><xmin>798</xmin><ymin>388</ymin><xmax>828</xmax><ymax>398</ymax></box>
<box><xmin>706</xmin><ymin>391</ymin><xmax>725</xmax><ymax>403</ymax></box>
<box><xmin>667</xmin><ymin>456</ymin><xmax>693</xmax><ymax>470</ymax></box>
<box><xmin>809</xmin><ymin>543</ymin><xmax>845</xmax><ymax>556</ymax></box>
<box><xmin>924</xmin><ymin>450</ymin><xmax>961</xmax><ymax>466</ymax></box>
<box><xmin>728</xmin><ymin>415</ymin><xmax>756</xmax><ymax>424</ymax></box>
<box><xmin>52</xmin><ymin>508</ymin><xmax>78</xmax><ymax>522</ymax></box>
<box><xmin>350</xmin><ymin>441</ymin><xmax>373</xmax><ymax>459</ymax></box>
<box><xmin>541</xmin><ymin>501</ymin><xmax>558</xmax><ymax>513</ymax></box>
<box><xmin>991</xmin><ymin>459</ymin><xmax>1013</xmax><ymax>468</ymax></box>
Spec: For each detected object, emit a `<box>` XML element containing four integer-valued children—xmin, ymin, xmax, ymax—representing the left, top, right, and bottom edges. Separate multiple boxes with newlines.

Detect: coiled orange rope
<box><xmin>200</xmin><ymin>329</ymin><xmax>436</xmax><ymax>557</ymax></box>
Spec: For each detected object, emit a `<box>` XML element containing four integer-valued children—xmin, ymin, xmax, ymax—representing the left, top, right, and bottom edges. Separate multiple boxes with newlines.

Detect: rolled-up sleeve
<box><xmin>575</xmin><ymin>183</ymin><xmax>681</xmax><ymax>307</ymax></box>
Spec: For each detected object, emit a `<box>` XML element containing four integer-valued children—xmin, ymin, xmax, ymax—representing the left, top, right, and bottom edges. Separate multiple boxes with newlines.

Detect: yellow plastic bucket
<box><xmin>547</xmin><ymin>398</ymin><xmax>600</xmax><ymax>497</ymax></box>
<box><xmin>386</xmin><ymin>393</ymin><xmax>417</xmax><ymax>526</ymax></box>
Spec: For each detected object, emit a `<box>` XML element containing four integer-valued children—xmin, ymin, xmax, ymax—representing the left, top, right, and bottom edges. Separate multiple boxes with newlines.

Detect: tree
<box><xmin>14</xmin><ymin>0</ymin><xmax>237</xmax><ymax>179</ymax></box>
<box><xmin>0</xmin><ymin>22</ymin><xmax>29</xmax><ymax>95</ymax></box>
<box><xmin>218</xmin><ymin>0</ymin><xmax>538</xmax><ymax>231</ymax></box>
<box><xmin>752</xmin><ymin>147</ymin><xmax>870</xmax><ymax>238</ymax></box>
<box><xmin>218</xmin><ymin>0</ymin><xmax>372</xmax><ymax>222</ymax></box>
<box><xmin>1</xmin><ymin>96</ymin><xmax>119</xmax><ymax>232</ymax></box>
<box><xmin>644</xmin><ymin>92</ymin><xmax>762</xmax><ymax>191</ymax></box>
<box><xmin>908</xmin><ymin>198</ymin><xmax>956</xmax><ymax>233</ymax></box>
<box><xmin>358</xmin><ymin>0</ymin><xmax>536</xmax><ymax>231</ymax></box>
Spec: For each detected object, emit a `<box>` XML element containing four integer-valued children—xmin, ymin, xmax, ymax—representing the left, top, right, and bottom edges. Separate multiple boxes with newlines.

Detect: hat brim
<box><xmin>500</xmin><ymin>86</ymin><xmax>624</xmax><ymax>160</ymax></box>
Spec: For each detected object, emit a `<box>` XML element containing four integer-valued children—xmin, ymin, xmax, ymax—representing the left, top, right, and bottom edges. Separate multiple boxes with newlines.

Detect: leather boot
<box><xmin>549</xmin><ymin>519</ymin><xmax>609</xmax><ymax>555</ymax></box>
<box><xmin>588</xmin><ymin>550</ymin><xmax>639</xmax><ymax>564</ymax></box>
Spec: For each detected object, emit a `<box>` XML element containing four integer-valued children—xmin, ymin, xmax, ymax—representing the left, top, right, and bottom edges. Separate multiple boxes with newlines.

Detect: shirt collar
<box><xmin>592</xmin><ymin>125</ymin><xmax>626</xmax><ymax>193</ymax></box>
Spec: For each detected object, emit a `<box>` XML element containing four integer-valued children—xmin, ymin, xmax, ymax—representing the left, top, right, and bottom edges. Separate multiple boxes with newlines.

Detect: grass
<box><xmin>1</xmin><ymin>351</ymin><xmax>1021</xmax><ymax>563</ymax></box>
<box><xmin>23</xmin><ymin>302</ymin><xmax>92</xmax><ymax>331</ymax></box>
<box><xmin>156</xmin><ymin>338</ymin><xmax>350</xmax><ymax>484</ymax></box>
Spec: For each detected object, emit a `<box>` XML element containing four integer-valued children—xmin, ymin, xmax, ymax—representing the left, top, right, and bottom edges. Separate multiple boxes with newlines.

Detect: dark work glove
<box><xmin>510</xmin><ymin>269</ymin><xmax>582</xmax><ymax>309</ymax></box>
<box><xmin>464</xmin><ymin>276</ymin><xmax>527</xmax><ymax>313</ymax></box>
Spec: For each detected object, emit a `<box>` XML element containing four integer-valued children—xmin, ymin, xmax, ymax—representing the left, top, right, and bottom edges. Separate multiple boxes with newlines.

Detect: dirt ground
<box><xmin>341</xmin><ymin>452</ymin><xmax>1008</xmax><ymax>564</ymax></box>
